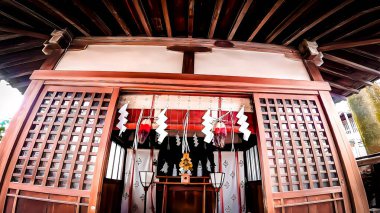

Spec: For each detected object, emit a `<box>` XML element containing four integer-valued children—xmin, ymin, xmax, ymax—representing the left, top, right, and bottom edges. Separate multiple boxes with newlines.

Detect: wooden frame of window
<box><xmin>0</xmin><ymin>70</ymin><xmax>368</xmax><ymax>213</ymax></box>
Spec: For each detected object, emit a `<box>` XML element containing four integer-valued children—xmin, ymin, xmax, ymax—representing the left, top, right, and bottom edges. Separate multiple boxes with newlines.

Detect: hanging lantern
<box><xmin>138</xmin><ymin>119</ymin><xmax>151</xmax><ymax>144</ymax></box>
<box><xmin>214</xmin><ymin>121</ymin><xmax>227</xmax><ymax>148</ymax></box>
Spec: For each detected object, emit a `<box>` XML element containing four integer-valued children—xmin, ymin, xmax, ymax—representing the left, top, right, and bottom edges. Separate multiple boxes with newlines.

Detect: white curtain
<box><xmin>121</xmin><ymin>149</ymin><xmax>159</xmax><ymax>213</ymax></box>
<box><xmin>214</xmin><ymin>151</ymin><xmax>246</xmax><ymax>213</ymax></box>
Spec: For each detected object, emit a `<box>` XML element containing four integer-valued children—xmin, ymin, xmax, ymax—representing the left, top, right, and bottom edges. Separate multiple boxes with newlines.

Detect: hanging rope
<box><xmin>133</xmin><ymin>109</ymin><xmax>144</xmax><ymax>150</ymax></box>
<box><xmin>182</xmin><ymin>110</ymin><xmax>190</xmax><ymax>153</ymax></box>
<box><xmin>230</xmin><ymin>110</ymin><xmax>235</xmax><ymax>152</ymax></box>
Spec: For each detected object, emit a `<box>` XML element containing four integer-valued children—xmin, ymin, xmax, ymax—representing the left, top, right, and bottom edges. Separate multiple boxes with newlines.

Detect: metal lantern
<box><xmin>139</xmin><ymin>171</ymin><xmax>155</xmax><ymax>213</ymax></box>
<box><xmin>210</xmin><ymin>172</ymin><xmax>225</xmax><ymax>189</ymax></box>
<box><xmin>210</xmin><ymin>172</ymin><xmax>225</xmax><ymax>213</ymax></box>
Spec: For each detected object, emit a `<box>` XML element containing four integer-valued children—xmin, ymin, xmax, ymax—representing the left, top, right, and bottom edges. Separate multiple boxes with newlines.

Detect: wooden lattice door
<box><xmin>1</xmin><ymin>85</ymin><xmax>119</xmax><ymax>213</ymax></box>
<box><xmin>253</xmin><ymin>93</ymin><xmax>351</xmax><ymax>213</ymax></box>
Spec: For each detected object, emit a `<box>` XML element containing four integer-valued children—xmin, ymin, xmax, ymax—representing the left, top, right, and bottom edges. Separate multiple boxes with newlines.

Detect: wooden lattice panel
<box><xmin>10</xmin><ymin>87</ymin><xmax>113</xmax><ymax>191</ymax></box>
<box><xmin>254</xmin><ymin>93</ymin><xmax>349</xmax><ymax>212</ymax></box>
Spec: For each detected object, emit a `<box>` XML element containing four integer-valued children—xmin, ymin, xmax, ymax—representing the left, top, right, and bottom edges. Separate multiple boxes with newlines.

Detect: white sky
<box><xmin>0</xmin><ymin>80</ymin><xmax>24</xmax><ymax>121</ymax></box>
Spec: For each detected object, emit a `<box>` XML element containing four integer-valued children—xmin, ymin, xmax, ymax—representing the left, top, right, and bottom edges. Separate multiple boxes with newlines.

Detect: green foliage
<box><xmin>0</xmin><ymin>119</ymin><xmax>10</xmax><ymax>141</ymax></box>
<box><xmin>348</xmin><ymin>86</ymin><xmax>380</xmax><ymax>154</ymax></box>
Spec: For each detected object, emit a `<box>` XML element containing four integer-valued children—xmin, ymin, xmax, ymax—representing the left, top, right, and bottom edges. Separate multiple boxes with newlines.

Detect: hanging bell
<box><xmin>138</xmin><ymin>119</ymin><xmax>152</xmax><ymax>144</ymax></box>
<box><xmin>214</xmin><ymin>121</ymin><xmax>227</xmax><ymax>148</ymax></box>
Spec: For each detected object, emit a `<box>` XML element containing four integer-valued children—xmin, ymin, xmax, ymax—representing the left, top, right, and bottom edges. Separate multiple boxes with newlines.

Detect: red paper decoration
<box><xmin>138</xmin><ymin>119</ymin><xmax>152</xmax><ymax>144</ymax></box>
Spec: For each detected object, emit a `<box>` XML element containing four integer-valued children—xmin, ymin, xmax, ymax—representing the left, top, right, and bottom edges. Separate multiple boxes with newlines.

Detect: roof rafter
<box><xmin>102</xmin><ymin>0</ymin><xmax>131</xmax><ymax>36</ymax></box>
<box><xmin>319</xmin><ymin>66</ymin><xmax>373</xmax><ymax>86</ymax></box>
<box><xmin>335</xmin><ymin>19</ymin><xmax>380</xmax><ymax>41</ymax></box>
<box><xmin>344</xmin><ymin>48</ymin><xmax>380</xmax><ymax>62</ymax></box>
<box><xmin>0</xmin><ymin>41</ymin><xmax>43</xmax><ymax>56</ymax></box>
<box><xmin>324</xmin><ymin>53</ymin><xmax>380</xmax><ymax>77</ymax></box>
<box><xmin>0</xmin><ymin>26</ymin><xmax>48</xmax><ymax>39</ymax></box>
<box><xmin>0</xmin><ymin>9</ymin><xmax>34</xmax><ymax>28</ymax></box>
<box><xmin>247</xmin><ymin>0</ymin><xmax>284</xmax><ymax>42</ymax></box>
<box><xmin>283</xmin><ymin>0</ymin><xmax>353</xmax><ymax>46</ymax></box>
<box><xmin>73</xmin><ymin>0</ymin><xmax>112</xmax><ymax>36</ymax></box>
<box><xmin>208</xmin><ymin>0</ymin><xmax>223</xmax><ymax>39</ymax></box>
<box><xmin>31</xmin><ymin>0</ymin><xmax>90</xmax><ymax>36</ymax></box>
<box><xmin>188</xmin><ymin>0</ymin><xmax>194</xmax><ymax>38</ymax></box>
<box><xmin>265</xmin><ymin>0</ymin><xmax>316</xmax><ymax>43</ymax></box>
<box><xmin>328</xmin><ymin>81</ymin><xmax>359</xmax><ymax>94</ymax></box>
<box><xmin>312</xmin><ymin>5</ymin><xmax>380</xmax><ymax>41</ymax></box>
<box><xmin>319</xmin><ymin>38</ymin><xmax>380</xmax><ymax>51</ymax></box>
<box><xmin>161</xmin><ymin>0</ymin><xmax>172</xmax><ymax>37</ymax></box>
<box><xmin>6</xmin><ymin>0</ymin><xmax>61</xmax><ymax>29</ymax></box>
<box><xmin>0</xmin><ymin>33</ymin><xmax>22</xmax><ymax>41</ymax></box>
<box><xmin>133</xmin><ymin>0</ymin><xmax>152</xmax><ymax>36</ymax></box>
<box><xmin>0</xmin><ymin>54</ymin><xmax>46</xmax><ymax>69</ymax></box>
<box><xmin>227</xmin><ymin>0</ymin><xmax>253</xmax><ymax>41</ymax></box>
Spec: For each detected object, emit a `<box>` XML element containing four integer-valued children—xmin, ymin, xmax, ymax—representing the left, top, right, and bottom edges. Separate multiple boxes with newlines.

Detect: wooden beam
<box><xmin>312</xmin><ymin>6</ymin><xmax>380</xmax><ymax>41</ymax></box>
<box><xmin>0</xmin><ymin>9</ymin><xmax>33</xmax><ymax>28</ymax></box>
<box><xmin>335</xmin><ymin>19</ymin><xmax>380</xmax><ymax>41</ymax></box>
<box><xmin>73</xmin><ymin>0</ymin><xmax>112</xmax><ymax>36</ymax></box>
<box><xmin>265</xmin><ymin>0</ymin><xmax>316</xmax><ymax>43</ymax></box>
<box><xmin>188</xmin><ymin>0</ymin><xmax>194</xmax><ymax>38</ymax></box>
<box><xmin>31</xmin><ymin>0</ymin><xmax>90</xmax><ymax>36</ymax></box>
<box><xmin>208</xmin><ymin>0</ymin><xmax>223</xmax><ymax>39</ymax></box>
<box><xmin>328</xmin><ymin>81</ymin><xmax>359</xmax><ymax>94</ymax></box>
<box><xmin>283</xmin><ymin>0</ymin><xmax>353</xmax><ymax>46</ymax></box>
<box><xmin>0</xmin><ymin>26</ymin><xmax>48</xmax><ymax>39</ymax></box>
<box><xmin>247</xmin><ymin>0</ymin><xmax>284</xmax><ymax>42</ymax></box>
<box><xmin>0</xmin><ymin>33</ymin><xmax>22</xmax><ymax>41</ymax></box>
<box><xmin>6</xmin><ymin>0</ymin><xmax>61</xmax><ymax>29</ymax></box>
<box><xmin>319</xmin><ymin>66</ymin><xmax>373</xmax><ymax>86</ymax></box>
<box><xmin>319</xmin><ymin>38</ymin><xmax>380</xmax><ymax>51</ymax></box>
<box><xmin>303</xmin><ymin>60</ymin><xmax>323</xmax><ymax>81</ymax></box>
<box><xmin>324</xmin><ymin>53</ymin><xmax>380</xmax><ymax>77</ymax></box>
<box><xmin>133</xmin><ymin>0</ymin><xmax>152</xmax><ymax>36</ymax></box>
<box><xmin>102</xmin><ymin>0</ymin><xmax>131</xmax><ymax>36</ymax></box>
<box><xmin>72</xmin><ymin>36</ymin><xmax>300</xmax><ymax>56</ymax></box>
<box><xmin>161</xmin><ymin>0</ymin><xmax>172</xmax><ymax>37</ymax></box>
<box><xmin>345</xmin><ymin>48</ymin><xmax>380</xmax><ymax>62</ymax></box>
<box><xmin>182</xmin><ymin>52</ymin><xmax>194</xmax><ymax>74</ymax></box>
<box><xmin>227</xmin><ymin>0</ymin><xmax>253</xmax><ymax>40</ymax></box>
<box><xmin>0</xmin><ymin>41</ymin><xmax>43</xmax><ymax>56</ymax></box>
<box><xmin>357</xmin><ymin>155</ymin><xmax>380</xmax><ymax>166</ymax></box>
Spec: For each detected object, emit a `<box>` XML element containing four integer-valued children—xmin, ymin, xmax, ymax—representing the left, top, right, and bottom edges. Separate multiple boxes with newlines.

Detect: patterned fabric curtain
<box><xmin>214</xmin><ymin>151</ymin><xmax>246</xmax><ymax>213</ymax></box>
<box><xmin>121</xmin><ymin>149</ymin><xmax>159</xmax><ymax>213</ymax></box>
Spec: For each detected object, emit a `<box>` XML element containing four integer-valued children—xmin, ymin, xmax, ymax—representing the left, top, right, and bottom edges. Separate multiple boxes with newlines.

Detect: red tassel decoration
<box><xmin>214</xmin><ymin>121</ymin><xmax>227</xmax><ymax>148</ymax></box>
<box><xmin>138</xmin><ymin>119</ymin><xmax>152</xmax><ymax>144</ymax></box>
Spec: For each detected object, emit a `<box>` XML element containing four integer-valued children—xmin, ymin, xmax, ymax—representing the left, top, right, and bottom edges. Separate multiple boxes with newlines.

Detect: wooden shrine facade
<box><xmin>0</xmin><ymin>37</ymin><xmax>369</xmax><ymax>213</ymax></box>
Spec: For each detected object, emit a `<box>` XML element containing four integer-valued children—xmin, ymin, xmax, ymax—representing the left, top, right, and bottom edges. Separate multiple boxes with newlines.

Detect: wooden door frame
<box><xmin>0</xmin><ymin>69</ymin><xmax>368</xmax><ymax>212</ymax></box>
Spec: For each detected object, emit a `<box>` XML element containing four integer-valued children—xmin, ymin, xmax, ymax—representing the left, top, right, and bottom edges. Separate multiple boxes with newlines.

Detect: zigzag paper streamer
<box><xmin>202</xmin><ymin>109</ymin><xmax>214</xmax><ymax>143</ymax></box>
<box><xmin>236</xmin><ymin>106</ymin><xmax>251</xmax><ymax>141</ymax></box>
<box><xmin>117</xmin><ymin>103</ymin><xmax>129</xmax><ymax>136</ymax></box>
<box><xmin>155</xmin><ymin>108</ymin><xmax>168</xmax><ymax>143</ymax></box>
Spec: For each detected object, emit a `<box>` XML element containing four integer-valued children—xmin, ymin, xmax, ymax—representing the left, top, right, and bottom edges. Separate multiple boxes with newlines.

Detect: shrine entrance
<box><xmin>99</xmin><ymin>92</ymin><xmax>263</xmax><ymax>213</ymax></box>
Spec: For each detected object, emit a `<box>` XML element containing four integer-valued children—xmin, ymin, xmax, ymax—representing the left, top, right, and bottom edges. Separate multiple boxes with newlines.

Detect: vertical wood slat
<box><xmin>62</xmin><ymin>92</ymin><xmax>89</xmax><ymax>189</ymax></box>
<box><xmin>318</xmin><ymin>91</ymin><xmax>361</xmax><ymax>212</ymax></box>
<box><xmin>17</xmin><ymin>90</ymin><xmax>56</xmax><ymax>184</ymax></box>
<box><xmin>253</xmin><ymin>94</ymin><xmax>275</xmax><ymax>212</ymax></box>
<box><xmin>89</xmin><ymin>88</ymin><xmax>120</xmax><ymax>212</ymax></box>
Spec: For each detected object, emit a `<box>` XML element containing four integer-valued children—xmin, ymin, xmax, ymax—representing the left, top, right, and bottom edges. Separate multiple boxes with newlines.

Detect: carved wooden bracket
<box><xmin>298</xmin><ymin>39</ymin><xmax>324</xmax><ymax>66</ymax></box>
<box><xmin>42</xmin><ymin>29</ymin><xmax>73</xmax><ymax>55</ymax></box>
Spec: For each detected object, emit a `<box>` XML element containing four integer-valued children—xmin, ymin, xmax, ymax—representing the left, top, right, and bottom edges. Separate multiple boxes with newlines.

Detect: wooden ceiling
<box><xmin>0</xmin><ymin>0</ymin><xmax>379</xmax><ymax>97</ymax></box>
